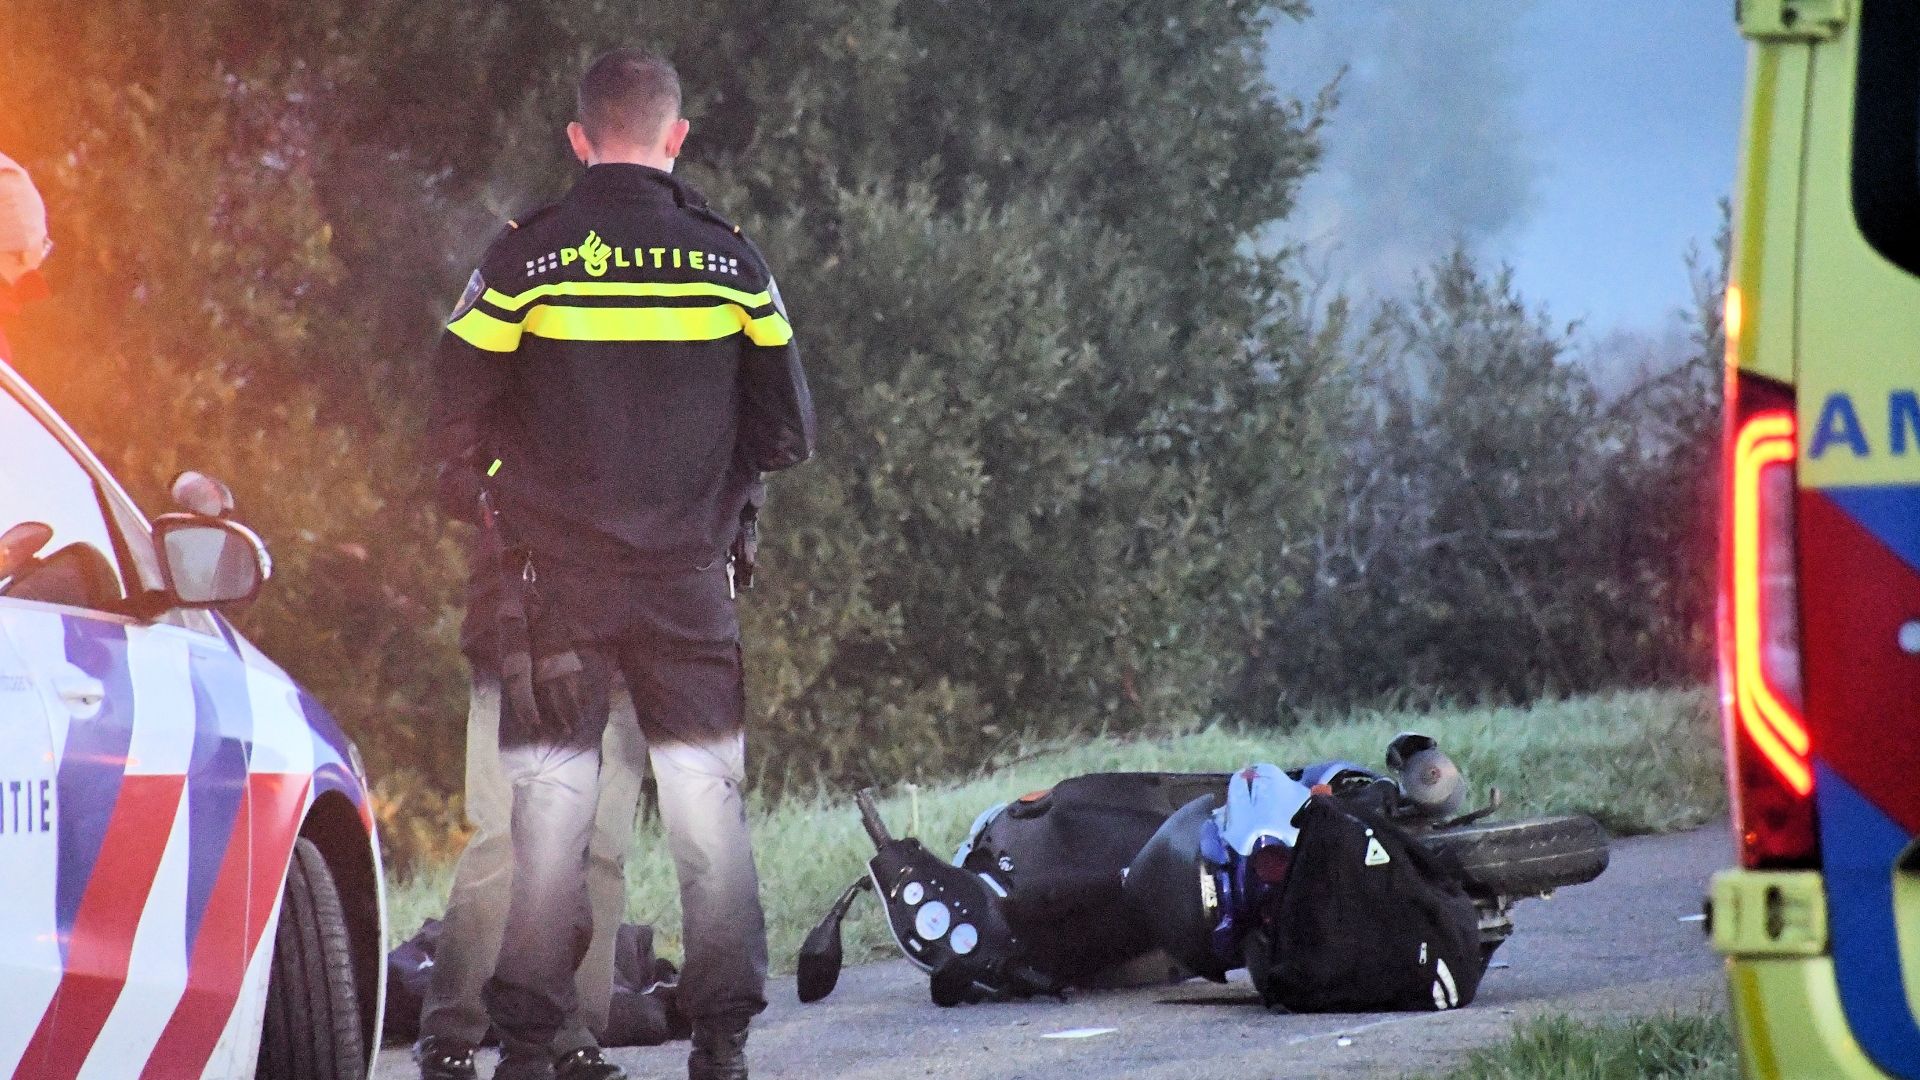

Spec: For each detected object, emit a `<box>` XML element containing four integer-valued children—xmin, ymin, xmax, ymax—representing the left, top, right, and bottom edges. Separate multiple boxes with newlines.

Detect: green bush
<box><xmin>1240</xmin><ymin>250</ymin><xmax>1723</xmax><ymax>716</ymax></box>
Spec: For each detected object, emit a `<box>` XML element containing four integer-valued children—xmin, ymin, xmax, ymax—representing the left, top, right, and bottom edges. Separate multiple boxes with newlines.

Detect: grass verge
<box><xmin>1415</xmin><ymin>1011</ymin><xmax>1738</xmax><ymax>1079</ymax></box>
<box><xmin>386</xmin><ymin>686</ymin><xmax>1724</xmax><ymax>974</ymax></box>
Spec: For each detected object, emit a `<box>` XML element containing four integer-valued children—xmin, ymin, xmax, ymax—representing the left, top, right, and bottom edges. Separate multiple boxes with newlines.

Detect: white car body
<box><xmin>0</xmin><ymin>360</ymin><xmax>385</xmax><ymax>1080</ymax></box>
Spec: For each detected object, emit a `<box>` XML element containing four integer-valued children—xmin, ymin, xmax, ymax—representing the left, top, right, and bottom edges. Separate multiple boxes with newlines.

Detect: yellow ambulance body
<box><xmin>1714</xmin><ymin>2</ymin><xmax>1920</xmax><ymax>1076</ymax></box>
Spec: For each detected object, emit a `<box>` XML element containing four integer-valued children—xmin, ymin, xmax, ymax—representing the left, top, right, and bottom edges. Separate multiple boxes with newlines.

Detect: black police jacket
<box><xmin>432</xmin><ymin>163</ymin><xmax>815</xmax><ymax>576</ymax></box>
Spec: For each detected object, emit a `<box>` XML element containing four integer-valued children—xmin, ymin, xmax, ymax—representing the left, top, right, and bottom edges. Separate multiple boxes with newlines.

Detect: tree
<box><xmin>1241</xmin><ymin>244</ymin><xmax>1725</xmax><ymax>715</ymax></box>
<box><xmin>0</xmin><ymin>1</ymin><xmax>471</xmax><ymax>840</ymax></box>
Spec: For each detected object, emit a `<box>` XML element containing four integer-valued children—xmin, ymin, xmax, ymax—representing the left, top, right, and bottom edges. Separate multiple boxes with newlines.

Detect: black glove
<box><xmin>730</xmin><ymin>513</ymin><xmax>759</xmax><ymax>591</ymax></box>
<box><xmin>494</xmin><ymin>576</ymin><xmax>545</xmax><ymax>736</ymax></box>
<box><xmin>530</xmin><ymin>643</ymin><xmax>587</xmax><ymax>740</ymax></box>
<box><xmin>493</xmin><ymin>552</ymin><xmax>594</xmax><ymax>743</ymax></box>
<box><xmin>500</xmin><ymin>636</ymin><xmax>591</xmax><ymax>742</ymax></box>
<box><xmin>436</xmin><ymin>450</ymin><xmax>487</xmax><ymax>525</ymax></box>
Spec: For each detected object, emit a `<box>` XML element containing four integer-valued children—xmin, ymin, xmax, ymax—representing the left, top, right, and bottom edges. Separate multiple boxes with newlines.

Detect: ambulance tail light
<box><xmin>1718</xmin><ymin>371</ymin><xmax>1818</xmax><ymax>869</ymax></box>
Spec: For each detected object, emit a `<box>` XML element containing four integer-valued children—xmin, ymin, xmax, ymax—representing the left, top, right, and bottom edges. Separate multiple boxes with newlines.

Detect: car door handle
<box><xmin>51</xmin><ymin>669</ymin><xmax>104</xmax><ymax>719</ymax></box>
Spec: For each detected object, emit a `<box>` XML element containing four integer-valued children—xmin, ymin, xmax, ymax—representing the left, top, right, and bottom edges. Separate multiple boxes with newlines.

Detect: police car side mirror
<box><xmin>153</xmin><ymin>514</ymin><xmax>272</xmax><ymax>607</ymax></box>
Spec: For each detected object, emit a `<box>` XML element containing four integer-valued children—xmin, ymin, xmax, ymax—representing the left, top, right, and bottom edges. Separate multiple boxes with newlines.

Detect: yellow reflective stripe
<box><xmin>485</xmin><ymin>280</ymin><xmax>773</xmax><ymax>312</ymax></box>
<box><xmin>744</xmin><ymin>310</ymin><xmax>794</xmax><ymax>347</ymax></box>
<box><xmin>448</xmin><ymin>308</ymin><xmax>523</xmax><ymax>352</ymax></box>
<box><xmin>522</xmin><ymin>303</ymin><xmax>746</xmax><ymax>343</ymax></box>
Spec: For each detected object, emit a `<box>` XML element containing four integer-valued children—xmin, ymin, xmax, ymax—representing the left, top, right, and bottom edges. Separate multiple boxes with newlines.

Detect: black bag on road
<box><xmin>1247</xmin><ymin>796</ymin><xmax>1485</xmax><ymax>1013</ymax></box>
<box><xmin>382</xmin><ymin>919</ymin><xmax>687</xmax><ymax>1047</ymax></box>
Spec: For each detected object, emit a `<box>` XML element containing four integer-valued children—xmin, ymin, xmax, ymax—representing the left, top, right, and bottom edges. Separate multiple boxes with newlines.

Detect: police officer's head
<box><xmin>568</xmin><ymin>50</ymin><xmax>690</xmax><ymax>172</ymax></box>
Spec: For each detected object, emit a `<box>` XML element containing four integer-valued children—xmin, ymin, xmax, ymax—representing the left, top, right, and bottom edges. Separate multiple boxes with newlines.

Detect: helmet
<box><xmin>1386</xmin><ymin>732</ymin><xmax>1466</xmax><ymax>817</ymax></box>
<box><xmin>0</xmin><ymin>152</ymin><xmax>49</xmax><ymax>288</ymax></box>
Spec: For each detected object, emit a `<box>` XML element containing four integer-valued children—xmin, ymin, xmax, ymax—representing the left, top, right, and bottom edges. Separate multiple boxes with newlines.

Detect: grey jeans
<box><xmin>422</xmin><ymin>634</ymin><xmax>769</xmax><ymax>1053</ymax></box>
<box><xmin>418</xmin><ymin>676</ymin><xmax>646</xmax><ymax>1054</ymax></box>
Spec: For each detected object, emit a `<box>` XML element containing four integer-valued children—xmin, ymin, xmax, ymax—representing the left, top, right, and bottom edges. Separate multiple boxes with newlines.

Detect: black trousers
<box><xmin>479</xmin><ymin>563</ymin><xmax>770</xmax><ymax>1050</ymax></box>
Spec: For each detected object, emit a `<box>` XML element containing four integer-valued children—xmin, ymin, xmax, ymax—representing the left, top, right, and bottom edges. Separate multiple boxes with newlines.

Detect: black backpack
<box><xmin>1245</xmin><ymin>796</ymin><xmax>1485</xmax><ymax>1013</ymax></box>
<box><xmin>382</xmin><ymin>919</ymin><xmax>688</xmax><ymax>1047</ymax></box>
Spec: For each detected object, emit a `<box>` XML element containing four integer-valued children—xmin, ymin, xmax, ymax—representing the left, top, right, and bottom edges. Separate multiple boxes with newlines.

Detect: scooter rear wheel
<box><xmin>1420</xmin><ymin>815</ymin><xmax>1610</xmax><ymax>898</ymax></box>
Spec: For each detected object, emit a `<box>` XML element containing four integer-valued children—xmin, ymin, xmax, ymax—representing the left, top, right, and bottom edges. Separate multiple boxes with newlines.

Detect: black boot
<box><xmin>415</xmin><ymin>1035</ymin><xmax>479</xmax><ymax>1080</ymax></box>
<box><xmin>492</xmin><ymin>1041</ymin><xmax>557</xmax><ymax>1080</ymax></box>
<box><xmin>688</xmin><ymin>1021</ymin><xmax>749</xmax><ymax>1080</ymax></box>
<box><xmin>554</xmin><ymin>1046</ymin><xmax>628</xmax><ymax>1080</ymax></box>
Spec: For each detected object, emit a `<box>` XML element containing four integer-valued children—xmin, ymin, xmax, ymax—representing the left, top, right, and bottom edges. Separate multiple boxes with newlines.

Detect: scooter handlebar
<box><xmin>855</xmin><ymin>788</ymin><xmax>894</xmax><ymax>848</ymax></box>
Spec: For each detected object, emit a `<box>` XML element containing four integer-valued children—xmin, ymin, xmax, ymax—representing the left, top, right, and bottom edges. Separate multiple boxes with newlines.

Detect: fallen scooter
<box><xmin>797</xmin><ymin>735</ymin><xmax>1609</xmax><ymax>1011</ymax></box>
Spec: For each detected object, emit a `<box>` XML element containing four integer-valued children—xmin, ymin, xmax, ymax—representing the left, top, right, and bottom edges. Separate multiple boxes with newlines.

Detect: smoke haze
<box><xmin>1269</xmin><ymin>1</ymin><xmax>1542</xmax><ymax>300</ymax></box>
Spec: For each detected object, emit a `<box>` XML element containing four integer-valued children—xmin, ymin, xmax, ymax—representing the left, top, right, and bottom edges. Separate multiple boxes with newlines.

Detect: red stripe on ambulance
<box><xmin>1800</xmin><ymin>491</ymin><xmax>1920</xmax><ymax>833</ymax></box>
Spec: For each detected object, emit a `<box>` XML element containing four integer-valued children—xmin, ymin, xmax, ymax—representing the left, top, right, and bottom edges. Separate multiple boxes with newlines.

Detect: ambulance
<box><xmin>1712</xmin><ymin>1</ymin><xmax>1920</xmax><ymax>1076</ymax></box>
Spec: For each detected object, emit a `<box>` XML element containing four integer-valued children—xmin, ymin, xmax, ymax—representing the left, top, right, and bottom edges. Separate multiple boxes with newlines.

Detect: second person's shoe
<box><xmin>415</xmin><ymin>1035</ymin><xmax>479</xmax><ymax>1080</ymax></box>
<box><xmin>554</xmin><ymin>1045</ymin><xmax>628</xmax><ymax>1080</ymax></box>
<box><xmin>491</xmin><ymin>1042</ymin><xmax>557</xmax><ymax>1080</ymax></box>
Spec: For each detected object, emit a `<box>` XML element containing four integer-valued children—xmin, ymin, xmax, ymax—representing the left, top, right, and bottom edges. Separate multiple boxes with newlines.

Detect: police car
<box><xmin>0</xmin><ymin>359</ymin><xmax>383</xmax><ymax>1079</ymax></box>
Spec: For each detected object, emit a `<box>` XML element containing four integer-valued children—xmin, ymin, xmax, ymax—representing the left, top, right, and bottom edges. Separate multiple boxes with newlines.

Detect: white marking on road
<box><xmin>1043</xmin><ymin>1028</ymin><xmax>1117</xmax><ymax>1040</ymax></box>
<box><xmin>1285</xmin><ymin>1015</ymin><xmax>1425</xmax><ymax>1047</ymax></box>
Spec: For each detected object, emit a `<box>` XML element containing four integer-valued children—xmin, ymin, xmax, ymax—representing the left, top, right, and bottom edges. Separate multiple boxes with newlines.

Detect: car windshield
<box><xmin>0</xmin><ymin>388</ymin><xmax>122</xmax><ymax>604</ymax></box>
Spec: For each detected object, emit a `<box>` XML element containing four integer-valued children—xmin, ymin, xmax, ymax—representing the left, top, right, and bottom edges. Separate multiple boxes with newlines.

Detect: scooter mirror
<box><xmin>797</xmin><ymin>877</ymin><xmax>870</xmax><ymax>1003</ymax></box>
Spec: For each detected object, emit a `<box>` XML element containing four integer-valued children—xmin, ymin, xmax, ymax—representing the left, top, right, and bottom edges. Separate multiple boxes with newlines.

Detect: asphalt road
<box><xmin>376</xmin><ymin>825</ymin><xmax>1734</xmax><ymax>1079</ymax></box>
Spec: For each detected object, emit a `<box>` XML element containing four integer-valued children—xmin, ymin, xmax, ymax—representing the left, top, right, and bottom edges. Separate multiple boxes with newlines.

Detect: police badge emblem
<box><xmin>450</xmin><ymin>269</ymin><xmax>485</xmax><ymax>321</ymax></box>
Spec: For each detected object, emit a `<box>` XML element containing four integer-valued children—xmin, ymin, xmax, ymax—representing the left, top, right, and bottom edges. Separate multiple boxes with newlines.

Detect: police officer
<box><xmin>420</xmin><ymin>49</ymin><xmax>814</xmax><ymax>1080</ymax></box>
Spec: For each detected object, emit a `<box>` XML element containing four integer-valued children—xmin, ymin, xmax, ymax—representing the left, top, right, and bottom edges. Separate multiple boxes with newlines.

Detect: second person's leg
<box><xmin>419</xmin><ymin>675</ymin><xmax>514</xmax><ymax>1058</ymax></box>
<box><xmin>484</xmin><ymin>739</ymin><xmax>602</xmax><ymax>1053</ymax></box>
<box><xmin>557</xmin><ymin>680</ymin><xmax>648</xmax><ymax>1055</ymax></box>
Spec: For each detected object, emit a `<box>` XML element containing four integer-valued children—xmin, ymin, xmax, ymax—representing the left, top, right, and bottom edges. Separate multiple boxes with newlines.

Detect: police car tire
<box><xmin>258</xmin><ymin>837</ymin><xmax>366</xmax><ymax>1080</ymax></box>
<box><xmin>1420</xmin><ymin>815</ymin><xmax>1610</xmax><ymax>898</ymax></box>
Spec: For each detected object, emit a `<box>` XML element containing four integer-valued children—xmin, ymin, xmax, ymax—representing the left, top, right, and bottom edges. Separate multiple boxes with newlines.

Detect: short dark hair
<box><xmin>577</xmin><ymin>49</ymin><xmax>682</xmax><ymax>149</ymax></box>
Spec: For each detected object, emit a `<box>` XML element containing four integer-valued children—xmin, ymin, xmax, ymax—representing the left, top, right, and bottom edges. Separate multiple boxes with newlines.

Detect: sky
<box><xmin>1266</xmin><ymin>1</ymin><xmax>1747</xmax><ymax>343</ymax></box>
